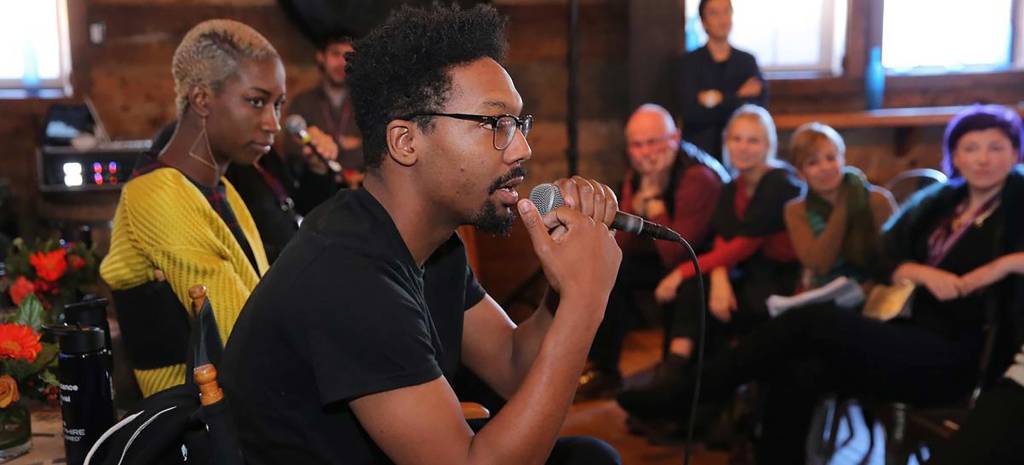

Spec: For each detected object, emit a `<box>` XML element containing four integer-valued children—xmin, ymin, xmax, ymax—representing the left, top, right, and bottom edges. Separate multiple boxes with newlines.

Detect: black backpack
<box><xmin>85</xmin><ymin>283</ymin><xmax>242</xmax><ymax>465</ymax></box>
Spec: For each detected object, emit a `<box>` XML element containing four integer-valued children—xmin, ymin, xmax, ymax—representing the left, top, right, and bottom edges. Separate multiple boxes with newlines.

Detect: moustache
<box><xmin>488</xmin><ymin>166</ymin><xmax>528</xmax><ymax>194</ymax></box>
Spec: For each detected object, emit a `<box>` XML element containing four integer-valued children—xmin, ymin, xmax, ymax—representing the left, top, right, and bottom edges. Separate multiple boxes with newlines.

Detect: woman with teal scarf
<box><xmin>784</xmin><ymin>122</ymin><xmax>896</xmax><ymax>289</ymax></box>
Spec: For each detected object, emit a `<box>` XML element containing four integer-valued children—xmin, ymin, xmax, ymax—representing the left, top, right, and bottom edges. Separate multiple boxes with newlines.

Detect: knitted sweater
<box><xmin>101</xmin><ymin>167</ymin><xmax>268</xmax><ymax>396</ymax></box>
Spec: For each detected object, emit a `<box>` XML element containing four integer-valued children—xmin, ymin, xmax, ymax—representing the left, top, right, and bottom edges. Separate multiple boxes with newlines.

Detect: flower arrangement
<box><xmin>3</xmin><ymin>238</ymin><xmax>99</xmax><ymax>324</ymax></box>
<box><xmin>0</xmin><ymin>291</ymin><xmax>58</xmax><ymax>408</ymax></box>
<box><xmin>0</xmin><ymin>317</ymin><xmax>48</xmax><ymax>407</ymax></box>
<box><xmin>1</xmin><ymin>238</ymin><xmax>98</xmax><ymax>403</ymax></box>
<box><xmin>0</xmin><ymin>301</ymin><xmax>50</xmax><ymax>456</ymax></box>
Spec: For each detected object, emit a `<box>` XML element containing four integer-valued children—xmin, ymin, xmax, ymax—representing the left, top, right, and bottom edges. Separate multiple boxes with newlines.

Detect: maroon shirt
<box><xmin>617</xmin><ymin>163</ymin><xmax>722</xmax><ymax>269</ymax></box>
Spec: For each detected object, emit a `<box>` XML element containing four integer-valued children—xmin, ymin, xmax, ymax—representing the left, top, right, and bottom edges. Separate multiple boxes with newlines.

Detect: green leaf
<box><xmin>38</xmin><ymin>370</ymin><xmax>58</xmax><ymax>388</ymax></box>
<box><xmin>4</xmin><ymin>249</ymin><xmax>31</xmax><ymax>279</ymax></box>
<box><xmin>7</xmin><ymin>343</ymin><xmax>59</xmax><ymax>382</ymax></box>
<box><xmin>11</xmin><ymin>294</ymin><xmax>44</xmax><ymax>330</ymax></box>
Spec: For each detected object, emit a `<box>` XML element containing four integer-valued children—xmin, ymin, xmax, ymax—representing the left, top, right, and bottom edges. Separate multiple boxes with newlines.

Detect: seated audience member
<box><xmin>679</xmin><ymin>0</ymin><xmax>766</xmax><ymax>160</ymax></box>
<box><xmin>638</xmin><ymin>104</ymin><xmax>802</xmax><ymax>371</ymax></box>
<box><xmin>284</xmin><ymin>34</ymin><xmax>363</xmax><ymax>213</ymax></box>
<box><xmin>222</xmin><ymin>5</ymin><xmax>623</xmax><ymax>465</ymax></box>
<box><xmin>100</xmin><ymin>20</ymin><xmax>285</xmax><ymax>397</ymax></box>
<box><xmin>619</xmin><ymin>104</ymin><xmax>1024</xmax><ymax>464</ymax></box>
<box><xmin>784</xmin><ymin>122</ymin><xmax>896</xmax><ymax>289</ymax></box>
<box><xmin>577</xmin><ymin>103</ymin><xmax>727</xmax><ymax>399</ymax></box>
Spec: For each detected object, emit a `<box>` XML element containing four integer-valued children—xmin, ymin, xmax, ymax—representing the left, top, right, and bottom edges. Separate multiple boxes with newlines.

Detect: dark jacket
<box><xmin>678</xmin><ymin>45</ymin><xmax>766</xmax><ymax>159</ymax></box>
<box><xmin>881</xmin><ymin>165</ymin><xmax>1024</xmax><ymax>378</ymax></box>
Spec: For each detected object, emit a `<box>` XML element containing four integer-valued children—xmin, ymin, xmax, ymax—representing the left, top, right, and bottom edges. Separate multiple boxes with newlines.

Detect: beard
<box><xmin>470</xmin><ymin>200</ymin><xmax>514</xmax><ymax>235</ymax></box>
<box><xmin>470</xmin><ymin>165</ymin><xmax>528</xmax><ymax>235</ymax></box>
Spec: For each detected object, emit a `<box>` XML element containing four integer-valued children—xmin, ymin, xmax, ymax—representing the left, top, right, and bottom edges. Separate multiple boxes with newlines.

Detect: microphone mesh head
<box><xmin>528</xmin><ymin>183</ymin><xmax>564</xmax><ymax>215</ymax></box>
<box><xmin>284</xmin><ymin>114</ymin><xmax>307</xmax><ymax>135</ymax></box>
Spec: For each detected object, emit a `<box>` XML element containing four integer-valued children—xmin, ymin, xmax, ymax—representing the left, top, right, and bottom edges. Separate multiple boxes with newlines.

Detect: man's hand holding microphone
<box><xmin>517</xmin><ymin>177</ymin><xmax>622</xmax><ymax>326</ymax></box>
<box><xmin>284</xmin><ymin>115</ymin><xmax>341</xmax><ymax>176</ymax></box>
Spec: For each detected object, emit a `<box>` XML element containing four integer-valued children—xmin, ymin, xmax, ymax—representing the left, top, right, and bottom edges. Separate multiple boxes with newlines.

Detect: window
<box><xmin>685</xmin><ymin>0</ymin><xmax>848</xmax><ymax>76</ymax></box>
<box><xmin>0</xmin><ymin>0</ymin><xmax>72</xmax><ymax>93</ymax></box>
<box><xmin>882</xmin><ymin>0</ymin><xmax>1017</xmax><ymax>74</ymax></box>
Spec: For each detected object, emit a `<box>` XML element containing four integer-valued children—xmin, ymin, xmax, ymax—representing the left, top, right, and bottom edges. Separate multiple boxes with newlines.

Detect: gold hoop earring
<box><xmin>188</xmin><ymin>117</ymin><xmax>218</xmax><ymax>172</ymax></box>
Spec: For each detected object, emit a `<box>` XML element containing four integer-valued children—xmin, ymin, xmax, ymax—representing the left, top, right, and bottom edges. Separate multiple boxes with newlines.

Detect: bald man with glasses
<box><xmin>577</xmin><ymin>103</ymin><xmax>728</xmax><ymax>401</ymax></box>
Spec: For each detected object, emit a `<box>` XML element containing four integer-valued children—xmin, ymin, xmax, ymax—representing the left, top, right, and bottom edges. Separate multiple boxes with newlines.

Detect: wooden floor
<box><xmin>559</xmin><ymin>329</ymin><xmax>922</xmax><ymax>465</ymax></box>
<box><xmin>560</xmin><ymin>329</ymin><xmax>731</xmax><ymax>465</ymax></box>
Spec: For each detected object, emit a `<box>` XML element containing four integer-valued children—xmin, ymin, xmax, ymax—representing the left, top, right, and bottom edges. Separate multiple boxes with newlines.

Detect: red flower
<box><xmin>8</xmin><ymin>277</ymin><xmax>35</xmax><ymax>306</ymax></box>
<box><xmin>67</xmin><ymin>254</ymin><xmax>86</xmax><ymax>271</ymax></box>
<box><xmin>30</xmin><ymin>249</ymin><xmax>67</xmax><ymax>282</ymax></box>
<box><xmin>0</xmin><ymin>324</ymin><xmax>42</xmax><ymax>362</ymax></box>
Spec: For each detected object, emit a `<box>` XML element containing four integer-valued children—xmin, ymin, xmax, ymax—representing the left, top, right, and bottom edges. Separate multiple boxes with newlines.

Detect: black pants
<box><xmin>687</xmin><ymin>305</ymin><xmax>981</xmax><ymax>464</ymax></box>
<box><xmin>589</xmin><ymin>250</ymin><xmax>664</xmax><ymax>373</ymax></box>
<box><xmin>927</xmin><ymin>379</ymin><xmax>1024</xmax><ymax>465</ymax></box>
<box><xmin>668</xmin><ymin>259</ymin><xmax>799</xmax><ymax>359</ymax></box>
<box><xmin>546</xmin><ymin>436</ymin><xmax>621</xmax><ymax>465</ymax></box>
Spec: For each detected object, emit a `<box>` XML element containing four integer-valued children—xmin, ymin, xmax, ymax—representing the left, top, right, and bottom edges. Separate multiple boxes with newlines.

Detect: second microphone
<box><xmin>284</xmin><ymin>114</ymin><xmax>343</xmax><ymax>174</ymax></box>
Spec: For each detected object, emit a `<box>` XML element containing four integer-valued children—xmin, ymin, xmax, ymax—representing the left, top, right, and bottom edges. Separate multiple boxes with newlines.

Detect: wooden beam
<box><xmin>775</xmin><ymin>104</ymin><xmax>1024</xmax><ymax>131</ymax></box>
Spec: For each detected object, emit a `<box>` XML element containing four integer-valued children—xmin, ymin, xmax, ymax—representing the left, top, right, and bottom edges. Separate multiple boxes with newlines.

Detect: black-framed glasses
<box><xmin>400</xmin><ymin>112</ymin><xmax>533</xmax><ymax>150</ymax></box>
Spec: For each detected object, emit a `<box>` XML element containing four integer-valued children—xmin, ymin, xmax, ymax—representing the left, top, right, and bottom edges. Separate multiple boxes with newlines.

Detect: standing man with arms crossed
<box><xmin>222</xmin><ymin>4</ymin><xmax>623</xmax><ymax>465</ymax></box>
<box><xmin>679</xmin><ymin>0</ymin><xmax>766</xmax><ymax>161</ymax></box>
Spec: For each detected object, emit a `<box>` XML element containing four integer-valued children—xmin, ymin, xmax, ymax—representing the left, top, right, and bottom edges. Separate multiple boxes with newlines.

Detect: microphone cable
<box><xmin>661</xmin><ymin>230</ymin><xmax>705</xmax><ymax>465</ymax></box>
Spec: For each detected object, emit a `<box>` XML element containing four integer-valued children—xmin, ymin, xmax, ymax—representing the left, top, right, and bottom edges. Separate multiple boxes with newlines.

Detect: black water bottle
<box><xmin>55</xmin><ymin>326</ymin><xmax>115</xmax><ymax>465</ymax></box>
<box><xmin>63</xmin><ymin>298</ymin><xmax>113</xmax><ymax>369</ymax></box>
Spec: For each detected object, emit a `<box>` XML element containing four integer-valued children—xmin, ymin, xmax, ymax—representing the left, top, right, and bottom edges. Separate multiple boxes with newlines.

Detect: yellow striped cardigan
<box><xmin>100</xmin><ymin>167</ymin><xmax>268</xmax><ymax>397</ymax></box>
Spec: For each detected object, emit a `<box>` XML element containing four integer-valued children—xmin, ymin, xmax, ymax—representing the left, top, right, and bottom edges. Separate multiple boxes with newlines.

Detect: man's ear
<box><xmin>386</xmin><ymin>119</ymin><xmax>420</xmax><ymax>167</ymax></box>
<box><xmin>188</xmin><ymin>85</ymin><xmax>212</xmax><ymax>118</ymax></box>
<box><xmin>315</xmin><ymin>51</ymin><xmax>326</xmax><ymax>67</ymax></box>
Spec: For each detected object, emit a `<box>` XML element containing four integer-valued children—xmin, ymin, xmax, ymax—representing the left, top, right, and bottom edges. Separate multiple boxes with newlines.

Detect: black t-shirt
<box><xmin>222</xmin><ymin>188</ymin><xmax>486</xmax><ymax>465</ymax></box>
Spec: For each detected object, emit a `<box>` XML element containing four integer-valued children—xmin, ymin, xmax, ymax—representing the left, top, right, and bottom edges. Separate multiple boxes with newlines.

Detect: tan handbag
<box><xmin>862</xmin><ymin>278</ymin><xmax>916</xmax><ymax>321</ymax></box>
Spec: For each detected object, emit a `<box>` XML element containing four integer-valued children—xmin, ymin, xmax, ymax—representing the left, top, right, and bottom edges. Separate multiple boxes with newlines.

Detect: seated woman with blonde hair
<box><xmin>101</xmin><ymin>19</ymin><xmax>286</xmax><ymax>397</ymax></box>
<box><xmin>650</xmin><ymin>104</ymin><xmax>803</xmax><ymax>362</ymax></box>
<box><xmin>619</xmin><ymin>104</ymin><xmax>1024</xmax><ymax>463</ymax></box>
<box><xmin>784</xmin><ymin>122</ymin><xmax>896</xmax><ymax>289</ymax></box>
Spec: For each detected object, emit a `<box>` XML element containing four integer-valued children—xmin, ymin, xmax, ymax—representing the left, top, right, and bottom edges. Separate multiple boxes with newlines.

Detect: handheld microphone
<box><xmin>528</xmin><ymin>183</ymin><xmax>682</xmax><ymax>241</ymax></box>
<box><xmin>533</xmin><ymin>181</ymin><xmax>707</xmax><ymax>465</ymax></box>
<box><xmin>284</xmin><ymin>114</ymin><xmax>343</xmax><ymax>174</ymax></box>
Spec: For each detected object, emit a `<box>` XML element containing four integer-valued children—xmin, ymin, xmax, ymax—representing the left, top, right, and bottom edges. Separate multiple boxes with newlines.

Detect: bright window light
<box><xmin>0</xmin><ymin>0</ymin><xmax>71</xmax><ymax>90</ymax></box>
<box><xmin>685</xmin><ymin>0</ymin><xmax>848</xmax><ymax>75</ymax></box>
<box><xmin>882</xmin><ymin>0</ymin><xmax>1013</xmax><ymax>72</ymax></box>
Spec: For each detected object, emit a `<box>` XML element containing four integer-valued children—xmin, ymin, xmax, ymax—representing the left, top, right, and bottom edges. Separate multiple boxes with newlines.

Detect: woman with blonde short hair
<box><xmin>101</xmin><ymin>19</ymin><xmax>284</xmax><ymax>397</ymax></box>
<box><xmin>784</xmin><ymin>122</ymin><xmax>896</xmax><ymax>288</ymax></box>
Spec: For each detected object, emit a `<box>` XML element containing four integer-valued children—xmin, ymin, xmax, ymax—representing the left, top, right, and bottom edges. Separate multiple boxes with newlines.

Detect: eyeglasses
<box><xmin>400</xmin><ymin>112</ymin><xmax>533</xmax><ymax>150</ymax></box>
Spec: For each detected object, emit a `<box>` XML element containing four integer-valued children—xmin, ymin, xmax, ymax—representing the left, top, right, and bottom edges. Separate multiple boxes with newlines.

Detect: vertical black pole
<box><xmin>566</xmin><ymin>0</ymin><xmax>580</xmax><ymax>176</ymax></box>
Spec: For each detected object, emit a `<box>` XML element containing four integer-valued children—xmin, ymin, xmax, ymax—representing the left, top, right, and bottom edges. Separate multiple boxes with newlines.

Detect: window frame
<box><xmin>0</xmin><ymin>0</ymin><xmax>74</xmax><ymax>97</ymax></box>
<box><xmin>684</xmin><ymin>0</ymin><xmax>849</xmax><ymax>76</ymax></box>
<box><xmin>879</xmin><ymin>0</ymin><xmax>1021</xmax><ymax>76</ymax></box>
<box><xmin>755</xmin><ymin>0</ymin><xmax>1024</xmax><ymax>112</ymax></box>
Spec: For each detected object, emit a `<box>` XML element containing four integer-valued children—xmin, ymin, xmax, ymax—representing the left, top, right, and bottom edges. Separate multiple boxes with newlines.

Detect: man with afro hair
<box><xmin>223</xmin><ymin>4</ymin><xmax>624</xmax><ymax>465</ymax></box>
